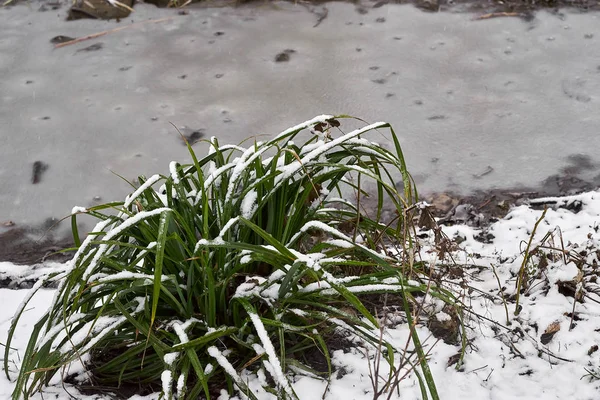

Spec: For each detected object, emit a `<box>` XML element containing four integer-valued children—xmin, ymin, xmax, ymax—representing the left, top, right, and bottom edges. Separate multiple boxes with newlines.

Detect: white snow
<box><xmin>123</xmin><ymin>174</ymin><xmax>161</xmax><ymax>209</ymax></box>
<box><xmin>169</xmin><ymin>161</ymin><xmax>180</xmax><ymax>185</ymax></box>
<box><xmin>82</xmin><ymin>208</ymin><xmax>172</xmax><ymax>280</ymax></box>
<box><xmin>247</xmin><ymin>312</ymin><xmax>294</xmax><ymax>397</ymax></box>
<box><xmin>207</xmin><ymin>346</ymin><xmax>243</xmax><ymax>386</ymax></box>
<box><xmin>271</xmin><ymin>115</ymin><xmax>334</xmax><ymax>142</ymax></box>
<box><xmin>6</xmin><ymin>191</ymin><xmax>600</xmax><ymax>399</ymax></box>
<box><xmin>240</xmin><ymin>189</ymin><xmax>258</xmax><ymax>219</ymax></box>
<box><xmin>161</xmin><ymin>370</ymin><xmax>172</xmax><ymax>399</ymax></box>
<box><xmin>274</xmin><ymin>122</ymin><xmax>388</xmax><ymax>188</ymax></box>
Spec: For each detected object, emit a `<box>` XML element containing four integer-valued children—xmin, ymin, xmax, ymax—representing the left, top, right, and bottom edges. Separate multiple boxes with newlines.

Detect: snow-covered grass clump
<box><xmin>5</xmin><ymin>116</ymin><xmax>453</xmax><ymax>400</ymax></box>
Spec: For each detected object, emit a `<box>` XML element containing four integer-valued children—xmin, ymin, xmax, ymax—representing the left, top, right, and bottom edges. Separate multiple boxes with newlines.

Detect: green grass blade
<box><xmin>151</xmin><ymin>211</ymin><xmax>171</xmax><ymax>327</ymax></box>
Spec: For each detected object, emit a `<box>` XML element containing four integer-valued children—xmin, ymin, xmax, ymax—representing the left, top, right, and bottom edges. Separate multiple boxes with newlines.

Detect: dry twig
<box><xmin>473</xmin><ymin>12</ymin><xmax>522</xmax><ymax>20</ymax></box>
<box><xmin>54</xmin><ymin>17</ymin><xmax>173</xmax><ymax>48</ymax></box>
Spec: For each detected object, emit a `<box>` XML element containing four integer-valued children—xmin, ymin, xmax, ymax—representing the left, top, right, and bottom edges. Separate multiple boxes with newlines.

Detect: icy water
<box><xmin>1</xmin><ymin>1</ymin><xmax>600</xmax><ymax>231</ymax></box>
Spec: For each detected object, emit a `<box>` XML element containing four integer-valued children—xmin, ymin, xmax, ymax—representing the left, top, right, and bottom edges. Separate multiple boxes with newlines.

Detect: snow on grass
<box><xmin>123</xmin><ymin>174</ymin><xmax>161</xmax><ymax>209</ymax></box>
<box><xmin>82</xmin><ymin>208</ymin><xmax>172</xmax><ymax>280</ymax></box>
<box><xmin>273</xmin><ymin>122</ymin><xmax>389</xmax><ymax>188</ymax></box>
<box><xmin>241</xmin><ymin>189</ymin><xmax>258</xmax><ymax>219</ymax></box>
<box><xmin>271</xmin><ymin>114</ymin><xmax>333</xmax><ymax>142</ymax></box>
<box><xmin>247</xmin><ymin>311</ymin><xmax>294</xmax><ymax>398</ymax></box>
<box><xmin>5</xmin><ymin>191</ymin><xmax>600</xmax><ymax>399</ymax></box>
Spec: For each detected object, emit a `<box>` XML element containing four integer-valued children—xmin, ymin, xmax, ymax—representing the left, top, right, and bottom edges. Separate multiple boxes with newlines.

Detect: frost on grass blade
<box><xmin>95</xmin><ymin>271</ymin><xmax>171</xmax><ymax>284</ymax></box>
<box><xmin>38</xmin><ymin>313</ymin><xmax>88</xmax><ymax>347</ymax></box>
<box><xmin>317</xmin><ymin>283</ymin><xmax>403</xmax><ymax>296</ymax></box>
<box><xmin>176</xmin><ymin>374</ymin><xmax>186</xmax><ymax>398</ymax></box>
<box><xmin>161</xmin><ymin>370</ymin><xmax>173</xmax><ymax>399</ymax></box>
<box><xmin>247</xmin><ymin>312</ymin><xmax>294</xmax><ymax>397</ymax></box>
<box><xmin>234</xmin><ymin>276</ymin><xmax>267</xmax><ymax>299</ymax></box>
<box><xmin>225</xmin><ymin>144</ymin><xmax>265</xmax><ymax>204</ymax></box>
<box><xmin>274</xmin><ymin>121</ymin><xmax>389</xmax><ymax>188</ymax></box>
<box><xmin>207</xmin><ymin>346</ymin><xmax>243</xmax><ymax>386</ymax></box>
<box><xmin>324</xmin><ymin>239</ymin><xmax>354</xmax><ymax>249</ymax></box>
<box><xmin>60</xmin><ymin>316</ymin><xmax>126</xmax><ymax>354</ymax></box>
<box><xmin>169</xmin><ymin>161</ymin><xmax>181</xmax><ymax>185</ymax></box>
<box><xmin>287</xmin><ymin>220</ymin><xmax>352</xmax><ymax>247</ymax></box>
<box><xmin>82</xmin><ymin>208</ymin><xmax>171</xmax><ymax>280</ymax></box>
<box><xmin>10</xmin><ymin>278</ymin><xmax>46</xmax><ymax>333</ymax></box>
<box><xmin>287</xmin><ymin>249</ymin><xmax>326</xmax><ymax>271</ymax></box>
<box><xmin>271</xmin><ymin>114</ymin><xmax>334</xmax><ymax>142</ymax></box>
<box><xmin>200</xmin><ymin>162</ymin><xmax>235</xmax><ymax>200</ymax></box>
<box><xmin>123</xmin><ymin>174</ymin><xmax>161</xmax><ymax>208</ymax></box>
<box><xmin>241</xmin><ymin>189</ymin><xmax>258</xmax><ymax>219</ymax></box>
<box><xmin>71</xmin><ymin>206</ymin><xmax>88</xmax><ymax>214</ymax></box>
<box><xmin>171</xmin><ymin>318</ymin><xmax>201</xmax><ymax>344</ymax></box>
<box><xmin>59</xmin><ymin>297</ymin><xmax>145</xmax><ymax>355</ymax></box>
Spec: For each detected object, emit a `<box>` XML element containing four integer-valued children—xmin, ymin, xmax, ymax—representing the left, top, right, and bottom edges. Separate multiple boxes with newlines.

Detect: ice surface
<box><xmin>3</xmin><ymin>3</ymin><xmax>600</xmax><ymax>231</ymax></box>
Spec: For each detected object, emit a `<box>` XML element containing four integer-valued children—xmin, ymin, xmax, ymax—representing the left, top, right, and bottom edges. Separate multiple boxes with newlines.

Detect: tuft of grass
<box><xmin>5</xmin><ymin>115</ymin><xmax>453</xmax><ymax>400</ymax></box>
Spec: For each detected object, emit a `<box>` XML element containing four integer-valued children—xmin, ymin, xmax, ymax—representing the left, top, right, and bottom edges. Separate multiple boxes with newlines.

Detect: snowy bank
<box><xmin>3</xmin><ymin>190</ymin><xmax>600</xmax><ymax>399</ymax></box>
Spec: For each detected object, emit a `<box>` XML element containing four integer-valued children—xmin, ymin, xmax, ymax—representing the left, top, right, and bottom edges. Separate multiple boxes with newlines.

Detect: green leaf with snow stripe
<box><xmin>238</xmin><ymin>217</ymin><xmax>297</xmax><ymax>260</ymax></box>
<box><xmin>151</xmin><ymin>210</ymin><xmax>171</xmax><ymax>327</ymax></box>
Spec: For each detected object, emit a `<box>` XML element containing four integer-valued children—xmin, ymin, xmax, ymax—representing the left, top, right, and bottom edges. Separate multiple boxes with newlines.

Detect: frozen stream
<box><xmin>1</xmin><ymin>1</ymin><xmax>599</xmax><ymax>233</ymax></box>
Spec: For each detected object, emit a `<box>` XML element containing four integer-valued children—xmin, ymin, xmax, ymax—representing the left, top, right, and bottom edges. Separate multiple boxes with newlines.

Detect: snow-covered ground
<box><xmin>4</xmin><ymin>190</ymin><xmax>600</xmax><ymax>399</ymax></box>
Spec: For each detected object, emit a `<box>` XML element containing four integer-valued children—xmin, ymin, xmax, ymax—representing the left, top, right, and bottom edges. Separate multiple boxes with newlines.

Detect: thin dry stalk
<box><xmin>491</xmin><ymin>263</ymin><xmax>510</xmax><ymax>326</ymax></box>
<box><xmin>514</xmin><ymin>207</ymin><xmax>548</xmax><ymax>315</ymax></box>
<box><xmin>54</xmin><ymin>17</ymin><xmax>173</xmax><ymax>49</ymax></box>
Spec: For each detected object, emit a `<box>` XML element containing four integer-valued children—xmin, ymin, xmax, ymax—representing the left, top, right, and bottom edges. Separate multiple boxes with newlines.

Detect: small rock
<box><xmin>427</xmin><ymin>193</ymin><xmax>458</xmax><ymax>214</ymax></box>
